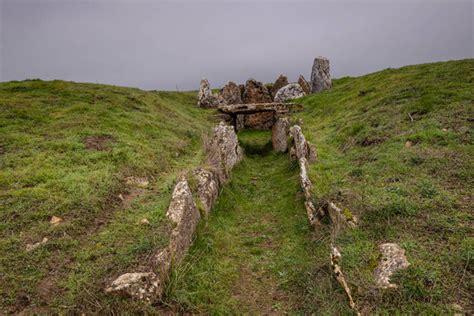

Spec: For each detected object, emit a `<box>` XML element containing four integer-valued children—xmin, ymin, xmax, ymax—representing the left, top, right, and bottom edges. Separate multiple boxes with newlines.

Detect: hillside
<box><xmin>0</xmin><ymin>80</ymin><xmax>213</xmax><ymax>313</ymax></box>
<box><xmin>294</xmin><ymin>59</ymin><xmax>473</xmax><ymax>313</ymax></box>
<box><xmin>0</xmin><ymin>60</ymin><xmax>472</xmax><ymax>314</ymax></box>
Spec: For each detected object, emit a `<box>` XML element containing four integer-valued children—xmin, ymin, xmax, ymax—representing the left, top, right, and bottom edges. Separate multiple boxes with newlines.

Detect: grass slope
<box><xmin>295</xmin><ymin>59</ymin><xmax>473</xmax><ymax>314</ymax></box>
<box><xmin>0</xmin><ymin>79</ymin><xmax>213</xmax><ymax>313</ymax></box>
<box><xmin>164</xmin><ymin>131</ymin><xmax>346</xmax><ymax>314</ymax></box>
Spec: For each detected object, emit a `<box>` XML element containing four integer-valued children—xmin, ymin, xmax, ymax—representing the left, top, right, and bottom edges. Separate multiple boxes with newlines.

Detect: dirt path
<box><xmin>163</xmin><ymin>131</ymin><xmax>326</xmax><ymax>314</ymax></box>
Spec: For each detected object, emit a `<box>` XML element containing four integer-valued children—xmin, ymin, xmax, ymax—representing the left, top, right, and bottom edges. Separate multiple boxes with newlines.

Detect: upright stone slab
<box><xmin>198</xmin><ymin>78</ymin><xmax>222</xmax><ymax>108</ymax></box>
<box><xmin>310</xmin><ymin>57</ymin><xmax>332</xmax><ymax>93</ymax></box>
<box><xmin>219</xmin><ymin>81</ymin><xmax>242</xmax><ymax>105</ymax></box>
<box><xmin>271</xmin><ymin>74</ymin><xmax>289</xmax><ymax>98</ymax></box>
<box><xmin>272</xmin><ymin>117</ymin><xmax>289</xmax><ymax>152</ymax></box>
<box><xmin>242</xmin><ymin>79</ymin><xmax>274</xmax><ymax>129</ymax></box>
<box><xmin>298</xmin><ymin>75</ymin><xmax>311</xmax><ymax>95</ymax></box>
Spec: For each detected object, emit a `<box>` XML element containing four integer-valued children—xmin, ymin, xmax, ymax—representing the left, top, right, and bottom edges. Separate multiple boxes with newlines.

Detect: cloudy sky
<box><xmin>1</xmin><ymin>0</ymin><xmax>472</xmax><ymax>90</ymax></box>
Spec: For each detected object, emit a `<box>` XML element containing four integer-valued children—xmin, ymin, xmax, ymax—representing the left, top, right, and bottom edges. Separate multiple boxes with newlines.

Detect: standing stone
<box><xmin>298</xmin><ymin>75</ymin><xmax>311</xmax><ymax>95</ymax></box>
<box><xmin>219</xmin><ymin>81</ymin><xmax>242</xmax><ymax>104</ymax></box>
<box><xmin>242</xmin><ymin>79</ymin><xmax>274</xmax><ymax>129</ymax></box>
<box><xmin>274</xmin><ymin>83</ymin><xmax>306</xmax><ymax>102</ymax></box>
<box><xmin>197</xmin><ymin>78</ymin><xmax>222</xmax><ymax>108</ymax></box>
<box><xmin>272</xmin><ymin>117</ymin><xmax>289</xmax><ymax>152</ymax></box>
<box><xmin>235</xmin><ymin>114</ymin><xmax>245</xmax><ymax>132</ymax></box>
<box><xmin>242</xmin><ymin>79</ymin><xmax>273</xmax><ymax>103</ymax></box>
<box><xmin>271</xmin><ymin>74</ymin><xmax>289</xmax><ymax>98</ymax></box>
<box><xmin>310</xmin><ymin>56</ymin><xmax>332</xmax><ymax>93</ymax></box>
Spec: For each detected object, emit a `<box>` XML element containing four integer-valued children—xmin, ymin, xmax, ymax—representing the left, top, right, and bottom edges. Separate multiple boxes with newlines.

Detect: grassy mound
<box><xmin>295</xmin><ymin>59</ymin><xmax>473</xmax><ymax>314</ymax></box>
<box><xmin>0</xmin><ymin>80</ymin><xmax>213</xmax><ymax>313</ymax></box>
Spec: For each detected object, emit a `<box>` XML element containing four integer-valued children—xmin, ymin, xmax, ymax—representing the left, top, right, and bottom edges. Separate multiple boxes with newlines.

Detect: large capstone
<box><xmin>271</xmin><ymin>74</ymin><xmax>289</xmax><ymax>98</ymax></box>
<box><xmin>274</xmin><ymin>83</ymin><xmax>306</xmax><ymax>102</ymax></box>
<box><xmin>198</xmin><ymin>78</ymin><xmax>222</xmax><ymax>108</ymax></box>
<box><xmin>310</xmin><ymin>57</ymin><xmax>332</xmax><ymax>93</ymax></box>
<box><xmin>219</xmin><ymin>81</ymin><xmax>242</xmax><ymax>105</ymax></box>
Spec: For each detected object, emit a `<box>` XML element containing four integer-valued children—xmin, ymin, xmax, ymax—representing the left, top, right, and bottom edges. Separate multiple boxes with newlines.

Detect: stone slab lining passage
<box><xmin>106</xmin><ymin>122</ymin><xmax>242</xmax><ymax>302</ymax></box>
<box><xmin>218</xmin><ymin>102</ymin><xmax>302</xmax><ymax>115</ymax></box>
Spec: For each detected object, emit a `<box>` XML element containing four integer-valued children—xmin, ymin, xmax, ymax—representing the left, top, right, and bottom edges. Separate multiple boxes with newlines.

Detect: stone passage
<box><xmin>106</xmin><ymin>122</ymin><xmax>242</xmax><ymax>302</ymax></box>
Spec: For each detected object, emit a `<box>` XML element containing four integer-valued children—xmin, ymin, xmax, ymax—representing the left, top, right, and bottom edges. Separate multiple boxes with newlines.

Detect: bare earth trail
<box><xmin>163</xmin><ymin>131</ymin><xmax>344</xmax><ymax>314</ymax></box>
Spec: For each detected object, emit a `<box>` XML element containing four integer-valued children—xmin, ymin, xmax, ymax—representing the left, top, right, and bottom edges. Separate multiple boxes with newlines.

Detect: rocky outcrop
<box><xmin>298</xmin><ymin>75</ymin><xmax>311</xmax><ymax>95</ymax></box>
<box><xmin>271</xmin><ymin>75</ymin><xmax>289</xmax><ymax>98</ymax></box>
<box><xmin>374</xmin><ymin>243</ymin><xmax>410</xmax><ymax>289</ymax></box>
<box><xmin>198</xmin><ymin>78</ymin><xmax>222</xmax><ymax>108</ymax></box>
<box><xmin>274</xmin><ymin>83</ymin><xmax>306</xmax><ymax>102</ymax></box>
<box><xmin>219</xmin><ymin>81</ymin><xmax>242</xmax><ymax>105</ymax></box>
<box><xmin>272</xmin><ymin>117</ymin><xmax>289</xmax><ymax>152</ymax></box>
<box><xmin>310</xmin><ymin>57</ymin><xmax>332</xmax><ymax>93</ymax></box>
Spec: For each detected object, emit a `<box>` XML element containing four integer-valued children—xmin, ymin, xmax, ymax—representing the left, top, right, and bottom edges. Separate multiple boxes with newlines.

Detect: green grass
<box><xmin>164</xmin><ymin>131</ymin><xmax>351</xmax><ymax>314</ymax></box>
<box><xmin>294</xmin><ymin>59</ymin><xmax>473</xmax><ymax>314</ymax></box>
<box><xmin>0</xmin><ymin>79</ymin><xmax>214</xmax><ymax>313</ymax></box>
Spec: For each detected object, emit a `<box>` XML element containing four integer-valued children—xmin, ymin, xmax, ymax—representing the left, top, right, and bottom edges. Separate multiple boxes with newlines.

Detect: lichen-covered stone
<box><xmin>219</xmin><ymin>81</ymin><xmax>242</xmax><ymax>105</ymax></box>
<box><xmin>193</xmin><ymin>167</ymin><xmax>220</xmax><ymax>215</ymax></box>
<box><xmin>205</xmin><ymin>122</ymin><xmax>243</xmax><ymax>184</ymax></box>
<box><xmin>298</xmin><ymin>75</ymin><xmax>311</xmax><ymax>95</ymax></box>
<box><xmin>375</xmin><ymin>243</ymin><xmax>410</xmax><ymax>289</ymax></box>
<box><xmin>330</xmin><ymin>247</ymin><xmax>358</xmax><ymax>312</ymax></box>
<box><xmin>242</xmin><ymin>79</ymin><xmax>274</xmax><ymax>129</ymax></box>
<box><xmin>274</xmin><ymin>83</ymin><xmax>306</xmax><ymax>102</ymax></box>
<box><xmin>289</xmin><ymin>125</ymin><xmax>316</xmax><ymax>162</ymax></box>
<box><xmin>105</xmin><ymin>272</ymin><xmax>160</xmax><ymax>302</ymax></box>
<box><xmin>311</xmin><ymin>56</ymin><xmax>332</xmax><ymax>93</ymax></box>
<box><xmin>198</xmin><ymin>78</ymin><xmax>223</xmax><ymax>108</ymax></box>
<box><xmin>272</xmin><ymin>117</ymin><xmax>289</xmax><ymax>152</ymax></box>
<box><xmin>327</xmin><ymin>202</ymin><xmax>357</xmax><ymax>229</ymax></box>
<box><xmin>166</xmin><ymin>177</ymin><xmax>200</xmax><ymax>264</ymax></box>
<box><xmin>271</xmin><ymin>74</ymin><xmax>289</xmax><ymax>98</ymax></box>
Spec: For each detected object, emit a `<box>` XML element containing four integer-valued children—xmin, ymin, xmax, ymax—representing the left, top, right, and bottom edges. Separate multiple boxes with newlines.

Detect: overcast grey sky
<box><xmin>1</xmin><ymin>0</ymin><xmax>472</xmax><ymax>90</ymax></box>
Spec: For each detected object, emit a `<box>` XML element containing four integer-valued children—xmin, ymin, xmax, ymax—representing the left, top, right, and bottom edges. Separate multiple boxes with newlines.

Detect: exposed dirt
<box><xmin>83</xmin><ymin>135</ymin><xmax>115</xmax><ymax>151</ymax></box>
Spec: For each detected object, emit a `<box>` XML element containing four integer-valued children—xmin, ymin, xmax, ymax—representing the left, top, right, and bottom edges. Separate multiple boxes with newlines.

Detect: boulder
<box><xmin>271</xmin><ymin>75</ymin><xmax>289</xmax><ymax>98</ymax></box>
<box><xmin>198</xmin><ymin>78</ymin><xmax>222</xmax><ymax>108</ymax></box>
<box><xmin>298</xmin><ymin>75</ymin><xmax>311</xmax><ymax>95</ymax></box>
<box><xmin>219</xmin><ymin>81</ymin><xmax>242</xmax><ymax>105</ymax></box>
<box><xmin>310</xmin><ymin>56</ymin><xmax>332</xmax><ymax>93</ymax></box>
<box><xmin>374</xmin><ymin>243</ymin><xmax>410</xmax><ymax>289</ymax></box>
<box><xmin>272</xmin><ymin>117</ymin><xmax>289</xmax><ymax>152</ymax></box>
<box><xmin>274</xmin><ymin>83</ymin><xmax>306</xmax><ymax>102</ymax></box>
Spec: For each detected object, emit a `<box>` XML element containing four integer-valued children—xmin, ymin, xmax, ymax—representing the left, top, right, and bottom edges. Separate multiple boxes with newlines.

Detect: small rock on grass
<box><xmin>405</xmin><ymin>141</ymin><xmax>413</xmax><ymax>148</ymax></box>
<box><xmin>50</xmin><ymin>216</ymin><xmax>63</xmax><ymax>226</ymax></box>
<box><xmin>26</xmin><ymin>237</ymin><xmax>48</xmax><ymax>252</ymax></box>
<box><xmin>140</xmin><ymin>218</ymin><xmax>150</xmax><ymax>225</ymax></box>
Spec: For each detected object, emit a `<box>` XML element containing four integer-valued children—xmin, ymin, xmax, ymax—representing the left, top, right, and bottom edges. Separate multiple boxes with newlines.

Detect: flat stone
<box><xmin>374</xmin><ymin>243</ymin><xmax>410</xmax><ymax>289</ymax></box>
<box><xmin>105</xmin><ymin>272</ymin><xmax>160</xmax><ymax>302</ymax></box>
